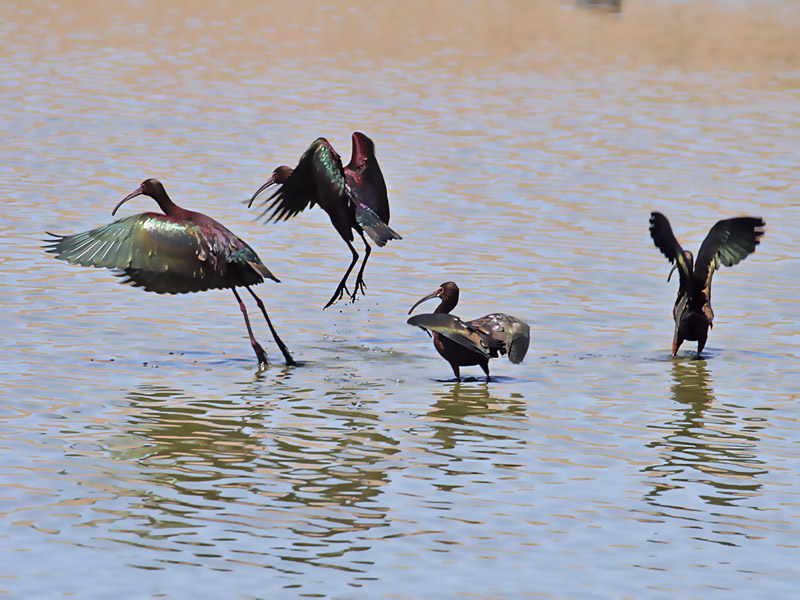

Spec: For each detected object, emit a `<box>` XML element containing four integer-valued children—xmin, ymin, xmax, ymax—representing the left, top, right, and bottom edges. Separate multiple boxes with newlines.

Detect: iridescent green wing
<box><xmin>259</xmin><ymin>138</ymin><xmax>348</xmax><ymax>222</ymax></box>
<box><xmin>407</xmin><ymin>313</ymin><xmax>496</xmax><ymax>358</ymax></box>
<box><xmin>649</xmin><ymin>212</ymin><xmax>692</xmax><ymax>295</ymax></box>
<box><xmin>45</xmin><ymin>213</ymin><xmax>224</xmax><ymax>293</ymax></box>
<box><xmin>469</xmin><ymin>313</ymin><xmax>530</xmax><ymax>364</ymax></box>
<box><xmin>354</xmin><ymin>202</ymin><xmax>402</xmax><ymax>247</ymax></box>
<box><xmin>693</xmin><ymin>217</ymin><xmax>765</xmax><ymax>299</ymax></box>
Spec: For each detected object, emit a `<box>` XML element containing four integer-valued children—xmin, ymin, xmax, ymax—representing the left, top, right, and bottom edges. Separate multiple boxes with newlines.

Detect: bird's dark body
<box><xmin>674</xmin><ymin>295</ymin><xmax>712</xmax><ymax>348</ymax></box>
<box><xmin>45</xmin><ymin>178</ymin><xmax>295</xmax><ymax>366</ymax></box>
<box><xmin>407</xmin><ymin>282</ymin><xmax>530</xmax><ymax>381</ymax></box>
<box><xmin>249</xmin><ymin>132</ymin><xmax>400</xmax><ymax>308</ymax></box>
<box><xmin>649</xmin><ymin>211</ymin><xmax>764</xmax><ymax>357</ymax></box>
<box><xmin>433</xmin><ymin>329</ymin><xmax>492</xmax><ymax>374</ymax></box>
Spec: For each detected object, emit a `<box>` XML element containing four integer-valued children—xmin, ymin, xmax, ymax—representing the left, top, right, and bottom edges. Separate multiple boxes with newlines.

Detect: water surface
<box><xmin>1</xmin><ymin>0</ymin><xmax>800</xmax><ymax>597</ymax></box>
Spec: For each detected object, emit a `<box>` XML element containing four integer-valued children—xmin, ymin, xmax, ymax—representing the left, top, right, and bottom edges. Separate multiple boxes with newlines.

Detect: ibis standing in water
<box><xmin>45</xmin><ymin>178</ymin><xmax>296</xmax><ymax>366</ymax></box>
<box><xmin>248</xmin><ymin>132</ymin><xmax>401</xmax><ymax>309</ymax></box>
<box><xmin>649</xmin><ymin>211</ymin><xmax>765</xmax><ymax>357</ymax></box>
<box><xmin>407</xmin><ymin>282</ymin><xmax>530</xmax><ymax>381</ymax></box>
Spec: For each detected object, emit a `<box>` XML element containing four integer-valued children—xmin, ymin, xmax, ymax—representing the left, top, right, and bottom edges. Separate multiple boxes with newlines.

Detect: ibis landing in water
<box><xmin>249</xmin><ymin>132</ymin><xmax>401</xmax><ymax>309</ymax></box>
<box><xmin>45</xmin><ymin>178</ymin><xmax>297</xmax><ymax>367</ymax></box>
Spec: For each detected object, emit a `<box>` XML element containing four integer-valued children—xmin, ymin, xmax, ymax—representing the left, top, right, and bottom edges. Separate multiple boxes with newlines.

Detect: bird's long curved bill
<box><xmin>408</xmin><ymin>290</ymin><xmax>440</xmax><ymax>315</ymax></box>
<box><xmin>248</xmin><ymin>175</ymin><xmax>276</xmax><ymax>208</ymax></box>
<box><xmin>112</xmin><ymin>184</ymin><xmax>144</xmax><ymax>216</ymax></box>
<box><xmin>667</xmin><ymin>263</ymin><xmax>678</xmax><ymax>282</ymax></box>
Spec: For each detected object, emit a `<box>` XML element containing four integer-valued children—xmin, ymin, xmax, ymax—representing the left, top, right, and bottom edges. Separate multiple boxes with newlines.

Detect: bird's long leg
<box><xmin>449</xmin><ymin>362</ymin><xmax>461</xmax><ymax>382</ymax></box>
<box><xmin>245</xmin><ymin>285</ymin><xmax>297</xmax><ymax>367</ymax></box>
<box><xmin>696</xmin><ymin>333</ymin><xmax>707</xmax><ymax>359</ymax></box>
<box><xmin>323</xmin><ymin>239</ymin><xmax>359</xmax><ymax>309</ymax></box>
<box><xmin>480</xmin><ymin>361</ymin><xmax>491</xmax><ymax>383</ymax></box>
<box><xmin>232</xmin><ymin>287</ymin><xmax>268</xmax><ymax>365</ymax></box>
<box><xmin>351</xmin><ymin>229</ymin><xmax>372</xmax><ymax>302</ymax></box>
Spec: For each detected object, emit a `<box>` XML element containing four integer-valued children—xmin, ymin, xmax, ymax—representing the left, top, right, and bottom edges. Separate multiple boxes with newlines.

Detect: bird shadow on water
<box><xmin>640</xmin><ymin>360</ymin><xmax>767</xmax><ymax>526</ymax></box>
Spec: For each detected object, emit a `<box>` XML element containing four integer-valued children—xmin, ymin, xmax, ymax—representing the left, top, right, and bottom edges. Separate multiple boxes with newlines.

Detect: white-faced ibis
<box><xmin>248</xmin><ymin>132</ymin><xmax>401</xmax><ymax>309</ymax></box>
<box><xmin>407</xmin><ymin>281</ymin><xmax>530</xmax><ymax>381</ymax></box>
<box><xmin>45</xmin><ymin>178</ymin><xmax>296</xmax><ymax>367</ymax></box>
<box><xmin>649</xmin><ymin>211</ymin><xmax>765</xmax><ymax>357</ymax></box>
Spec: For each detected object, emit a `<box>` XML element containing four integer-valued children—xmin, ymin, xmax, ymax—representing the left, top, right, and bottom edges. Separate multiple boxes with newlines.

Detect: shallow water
<box><xmin>2</xmin><ymin>0</ymin><xmax>800</xmax><ymax>597</ymax></box>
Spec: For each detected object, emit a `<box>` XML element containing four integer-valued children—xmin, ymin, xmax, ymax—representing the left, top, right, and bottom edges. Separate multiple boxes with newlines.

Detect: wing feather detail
<box><xmin>354</xmin><ymin>202</ymin><xmax>402</xmax><ymax>247</ymax></box>
<box><xmin>649</xmin><ymin>211</ymin><xmax>692</xmax><ymax>295</ymax></box>
<box><xmin>346</xmin><ymin>132</ymin><xmax>391</xmax><ymax>223</ymax></box>
<box><xmin>694</xmin><ymin>217</ymin><xmax>765</xmax><ymax>293</ymax></box>
<box><xmin>469</xmin><ymin>313</ymin><xmax>531</xmax><ymax>364</ymax></box>
<box><xmin>256</xmin><ymin>138</ymin><xmax>348</xmax><ymax>223</ymax></box>
<box><xmin>407</xmin><ymin>313</ymin><xmax>495</xmax><ymax>358</ymax></box>
<box><xmin>408</xmin><ymin>312</ymin><xmax>530</xmax><ymax>363</ymax></box>
<box><xmin>45</xmin><ymin>213</ymin><xmax>267</xmax><ymax>294</ymax></box>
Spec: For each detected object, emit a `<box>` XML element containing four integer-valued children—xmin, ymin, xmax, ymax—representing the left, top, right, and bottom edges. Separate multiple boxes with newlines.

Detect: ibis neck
<box><xmin>153</xmin><ymin>190</ymin><xmax>189</xmax><ymax>219</ymax></box>
<box><xmin>434</xmin><ymin>297</ymin><xmax>457</xmax><ymax>314</ymax></box>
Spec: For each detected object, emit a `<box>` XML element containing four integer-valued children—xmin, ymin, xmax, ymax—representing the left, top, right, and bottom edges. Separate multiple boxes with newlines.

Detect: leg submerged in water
<box><xmin>232</xmin><ymin>287</ymin><xmax>268</xmax><ymax>365</ymax></box>
<box><xmin>245</xmin><ymin>285</ymin><xmax>297</xmax><ymax>367</ymax></box>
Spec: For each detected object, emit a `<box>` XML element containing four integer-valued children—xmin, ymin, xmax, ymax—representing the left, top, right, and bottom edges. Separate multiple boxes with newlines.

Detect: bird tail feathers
<box><xmin>355</xmin><ymin>203</ymin><xmax>402</xmax><ymax>247</ymax></box>
<box><xmin>246</xmin><ymin>260</ymin><xmax>280</xmax><ymax>283</ymax></box>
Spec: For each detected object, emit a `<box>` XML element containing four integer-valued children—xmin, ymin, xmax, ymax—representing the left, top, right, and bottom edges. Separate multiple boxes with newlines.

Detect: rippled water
<box><xmin>2</xmin><ymin>0</ymin><xmax>800</xmax><ymax>597</ymax></box>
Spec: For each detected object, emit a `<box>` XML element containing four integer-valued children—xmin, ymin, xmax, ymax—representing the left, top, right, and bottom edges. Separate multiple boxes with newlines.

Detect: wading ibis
<box><xmin>649</xmin><ymin>211</ymin><xmax>765</xmax><ymax>357</ymax></box>
<box><xmin>248</xmin><ymin>132</ymin><xmax>401</xmax><ymax>309</ymax></box>
<box><xmin>45</xmin><ymin>178</ymin><xmax>296</xmax><ymax>366</ymax></box>
<box><xmin>407</xmin><ymin>281</ymin><xmax>530</xmax><ymax>381</ymax></box>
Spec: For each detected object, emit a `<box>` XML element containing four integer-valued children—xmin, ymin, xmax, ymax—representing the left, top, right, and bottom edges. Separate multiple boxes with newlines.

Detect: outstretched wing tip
<box><xmin>508</xmin><ymin>338</ymin><xmax>529</xmax><ymax>364</ymax></box>
<box><xmin>694</xmin><ymin>215</ymin><xmax>766</xmax><ymax>290</ymax></box>
<box><xmin>43</xmin><ymin>231</ymin><xmax>63</xmax><ymax>251</ymax></box>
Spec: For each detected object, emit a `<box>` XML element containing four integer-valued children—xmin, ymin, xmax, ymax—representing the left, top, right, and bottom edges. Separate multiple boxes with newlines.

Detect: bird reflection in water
<box><xmin>119</xmin><ymin>384</ymin><xmax>267</xmax><ymax>501</ymax></box>
<box><xmin>426</xmin><ymin>382</ymin><xmax>527</xmax><ymax>454</ymax></box>
<box><xmin>643</xmin><ymin>360</ymin><xmax>766</xmax><ymax>510</ymax></box>
<box><xmin>108</xmin><ymin>384</ymin><xmax>394</xmax><ymax>571</ymax></box>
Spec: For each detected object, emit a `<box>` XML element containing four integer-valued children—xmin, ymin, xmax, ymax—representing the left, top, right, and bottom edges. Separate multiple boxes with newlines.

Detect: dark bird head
<box><xmin>408</xmin><ymin>281</ymin><xmax>460</xmax><ymax>315</ymax></box>
<box><xmin>668</xmin><ymin>250</ymin><xmax>694</xmax><ymax>281</ymax></box>
<box><xmin>113</xmin><ymin>178</ymin><xmax>171</xmax><ymax>216</ymax></box>
<box><xmin>349</xmin><ymin>131</ymin><xmax>375</xmax><ymax>170</ymax></box>
<box><xmin>248</xmin><ymin>165</ymin><xmax>294</xmax><ymax>207</ymax></box>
